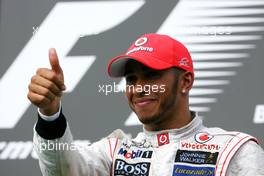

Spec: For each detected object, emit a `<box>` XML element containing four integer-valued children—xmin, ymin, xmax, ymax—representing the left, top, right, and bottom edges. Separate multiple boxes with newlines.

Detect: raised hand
<box><xmin>27</xmin><ymin>48</ymin><xmax>66</xmax><ymax>116</ymax></box>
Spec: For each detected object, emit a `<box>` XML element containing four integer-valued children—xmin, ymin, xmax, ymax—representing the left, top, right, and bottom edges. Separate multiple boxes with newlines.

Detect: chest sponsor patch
<box><xmin>114</xmin><ymin>159</ymin><xmax>150</xmax><ymax>176</ymax></box>
<box><xmin>172</xmin><ymin>164</ymin><xmax>215</xmax><ymax>176</ymax></box>
<box><xmin>118</xmin><ymin>148</ymin><xmax>153</xmax><ymax>159</ymax></box>
<box><xmin>157</xmin><ymin>133</ymin><xmax>170</xmax><ymax>146</ymax></box>
<box><xmin>175</xmin><ymin>150</ymin><xmax>219</xmax><ymax>165</ymax></box>
<box><xmin>180</xmin><ymin>142</ymin><xmax>220</xmax><ymax>151</ymax></box>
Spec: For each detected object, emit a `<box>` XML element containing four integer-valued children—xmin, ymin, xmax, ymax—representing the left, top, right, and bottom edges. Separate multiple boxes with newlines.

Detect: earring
<box><xmin>182</xmin><ymin>89</ymin><xmax>186</xmax><ymax>94</ymax></box>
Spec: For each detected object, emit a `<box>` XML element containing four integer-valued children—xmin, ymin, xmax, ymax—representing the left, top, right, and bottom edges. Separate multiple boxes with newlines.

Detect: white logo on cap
<box><xmin>179</xmin><ymin>57</ymin><xmax>190</xmax><ymax>67</ymax></box>
<box><xmin>127</xmin><ymin>37</ymin><xmax>153</xmax><ymax>55</ymax></box>
<box><xmin>134</xmin><ymin>37</ymin><xmax>148</xmax><ymax>46</ymax></box>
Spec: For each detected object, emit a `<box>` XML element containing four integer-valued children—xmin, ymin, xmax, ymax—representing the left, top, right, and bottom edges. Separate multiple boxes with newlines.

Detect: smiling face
<box><xmin>124</xmin><ymin>60</ymin><xmax>187</xmax><ymax>130</ymax></box>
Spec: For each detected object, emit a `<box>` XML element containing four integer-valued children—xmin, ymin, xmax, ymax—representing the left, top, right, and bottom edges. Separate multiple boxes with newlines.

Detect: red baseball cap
<box><xmin>107</xmin><ymin>33</ymin><xmax>193</xmax><ymax>77</ymax></box>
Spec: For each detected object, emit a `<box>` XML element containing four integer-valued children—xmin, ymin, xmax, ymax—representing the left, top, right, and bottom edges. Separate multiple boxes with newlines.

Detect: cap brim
<box><xmin>107</xmin><ymin>54</ymin><xmax>173</xmax><ymax>77</ymax></box>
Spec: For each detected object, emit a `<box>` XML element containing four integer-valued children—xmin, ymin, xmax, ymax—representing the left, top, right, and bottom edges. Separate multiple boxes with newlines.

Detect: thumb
<box><xmin>49</xmin><ymin>48</ymin><xmax>63</xmax><ymax>74</ymax></box>
<box><xmin>48</xmin><ymin>48</ymin><xmax>66</xmax><ymax>90</ymax></box>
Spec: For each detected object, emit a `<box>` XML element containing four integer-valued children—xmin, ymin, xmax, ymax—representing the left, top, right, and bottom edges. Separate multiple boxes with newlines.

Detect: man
<box><xmin>28</xmin><ymin>33</ymin><xmax>264</xmax><ymax>176</ymax></box>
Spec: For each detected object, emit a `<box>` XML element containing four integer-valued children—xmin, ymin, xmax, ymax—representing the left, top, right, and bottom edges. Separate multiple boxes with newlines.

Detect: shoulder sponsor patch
<box><xmin>175</xmin><ymin>150</ymin><xmax>219</xmax><ymax>165</ymax></box>
<box><xmin>114</xmin><ymin>159</ymin><xmax>150</xmax><ymax>176</ymax></box>
<box><xmin>173</xmin><ymin>164</ymin><xmax>215</xmax><ymax>176</ymax></box>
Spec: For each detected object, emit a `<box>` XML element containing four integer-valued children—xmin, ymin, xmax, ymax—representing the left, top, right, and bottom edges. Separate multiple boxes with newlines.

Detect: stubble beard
<box><xmin>136</xmin><ymin>78</ymin><xmax>179</xmax><ymax>126</ymax></box>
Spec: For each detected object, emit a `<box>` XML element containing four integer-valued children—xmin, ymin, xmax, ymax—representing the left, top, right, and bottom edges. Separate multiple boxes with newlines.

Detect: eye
<box><xmin>144</xmin><ymin>70</ymin><xmax>162</xmax><ymax>79</ymax></box>
<box><xmin>125</xmin><ymin>74</ymin><xmax>137</xmax><ymax>84</ymax></box>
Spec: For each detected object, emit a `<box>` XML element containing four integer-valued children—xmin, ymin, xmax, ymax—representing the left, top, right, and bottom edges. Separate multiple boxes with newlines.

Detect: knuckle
<box><xmin>28</xmin><ymin>84</ymin><xmax>31</xmax><ymax>90</ymax></box>
<box><xmin>28</xmin><ymin>83</ymin><xmax>35</xmax><ymax>91</ymax></box>
<box><xmin>39</xmin><ymin>95</ymin><xmax>46</xmax><ymax>102</ymax></box>
<box><xmin>46</xmin><ymin>81</ymin><xmax>54</xmax><ymax>90</ymax></box>
<box><xmin>50</xmin><ymin>72</ymin><xmax>57</xmax><ymax>81</ymax></box>
<box><xmin>43</xmin><ymin>88</ymin><xmax>50</xmax><ymax>96</ymax></box>
<box><xmin>31</xmin><ymin>76</ymin><xmax>36</xmax><ymax>83</ymax></box>
<box><xmin>36</xmin><ymin>68</ymin><xmax>43</xmax><ymax>75</ymax></box>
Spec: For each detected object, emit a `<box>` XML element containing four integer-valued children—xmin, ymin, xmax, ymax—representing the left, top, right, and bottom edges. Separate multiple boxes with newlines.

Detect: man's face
<box><xmin>124</xmin><ymin>60</ymin><xmax>182</xmax><ymax>127</ymax></box>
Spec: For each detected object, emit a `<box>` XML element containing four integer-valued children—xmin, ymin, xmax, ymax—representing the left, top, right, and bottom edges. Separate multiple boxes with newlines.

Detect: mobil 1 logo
<box><xmin>114</xmin><ymin>159</ymin><xmax>150</xmax><ymax>176</ymax></box>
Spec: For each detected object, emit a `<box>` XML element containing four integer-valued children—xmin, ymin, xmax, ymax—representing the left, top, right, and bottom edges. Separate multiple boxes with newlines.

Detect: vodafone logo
<box><xmin>134</xmin><ymin>37</ymin><xmax>148</xmax><ymax>46</ymax></box>
<box><xmin>194</xmin><ymin>132</ymin><xmax>214</xmax><ymax>144</ymax></box>
<box><xmin>157</xmin><ymin>133</ymin><xmax>170</xmax><ymax>146</ymax></box>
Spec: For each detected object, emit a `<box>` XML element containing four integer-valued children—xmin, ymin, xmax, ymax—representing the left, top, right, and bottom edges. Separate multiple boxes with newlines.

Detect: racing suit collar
<box><xmin>135</xmin><ymin>111</ymin><xmax>203</xmax><ymax>147</ymax></box>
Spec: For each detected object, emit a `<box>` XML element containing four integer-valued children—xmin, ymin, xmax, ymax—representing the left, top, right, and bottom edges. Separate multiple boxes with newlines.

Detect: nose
<box><xmin>132</xmin><ymin>76</ymin><xmax>150</xmax><ymax>97</ymax></box>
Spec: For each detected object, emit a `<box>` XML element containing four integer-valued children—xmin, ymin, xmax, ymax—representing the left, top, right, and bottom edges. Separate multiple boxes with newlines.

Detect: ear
<box><xmin>180</xmin><ymin>72</ymin><xmax>194</xmax><ymax>94</ymax></box>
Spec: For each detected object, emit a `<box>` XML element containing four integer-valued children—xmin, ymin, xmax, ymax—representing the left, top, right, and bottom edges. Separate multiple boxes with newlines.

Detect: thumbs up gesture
<box><xmin>27</xmin><ymin>48</ymin><xmax>66</xmax><ymax>116</ymax></box>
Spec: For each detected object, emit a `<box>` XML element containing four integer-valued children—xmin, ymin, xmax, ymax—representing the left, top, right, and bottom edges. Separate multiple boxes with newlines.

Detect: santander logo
<box><xmin>195</xmin><ymin>132</ymin><xmax>214</xmax><ymax>144</ymax></box>
<box><xmin>199</xmin><ymin>134</ymin><xmax>209</xmax><ymax>141</ymax></box>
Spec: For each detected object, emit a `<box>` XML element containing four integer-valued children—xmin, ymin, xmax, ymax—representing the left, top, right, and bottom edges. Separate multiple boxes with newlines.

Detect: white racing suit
<box><xmin>33</xmin><ymin>112</ymin><xmax>264</xmax><ymax>176</ymax></box>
